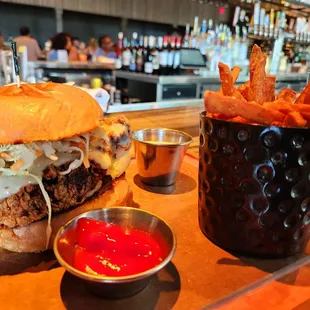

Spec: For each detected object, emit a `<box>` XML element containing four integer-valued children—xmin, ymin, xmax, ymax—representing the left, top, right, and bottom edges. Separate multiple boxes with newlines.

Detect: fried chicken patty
<box><xmin>0</xmin><ymin>162</ymin><xmax>112</xmax><ymax>228</ymax></box>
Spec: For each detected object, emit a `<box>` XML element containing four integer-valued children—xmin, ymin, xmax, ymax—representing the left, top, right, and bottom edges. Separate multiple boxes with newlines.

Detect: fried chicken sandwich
<box><xmin>0</xmin><ymin>82</ymin><xmax>132</xmax><ymax>252</ymax></box>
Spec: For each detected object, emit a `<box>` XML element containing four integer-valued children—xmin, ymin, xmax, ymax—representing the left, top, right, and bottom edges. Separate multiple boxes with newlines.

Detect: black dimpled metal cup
<box><xmin>199</xmin><ymin>112</ymin><xmax>310</xmax><ymax>258</ymax></box>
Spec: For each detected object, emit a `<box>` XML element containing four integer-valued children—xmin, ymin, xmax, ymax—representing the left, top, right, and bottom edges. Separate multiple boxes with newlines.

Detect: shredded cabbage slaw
<box><xmin>0</xmin><ymin>123</ymin><xmax>131</xmax><ymax>250</ymax></box>
<box><xmin>0</xmin><ymin>135</ymin><xmax>89</xmax><ymax>249</ymax></box>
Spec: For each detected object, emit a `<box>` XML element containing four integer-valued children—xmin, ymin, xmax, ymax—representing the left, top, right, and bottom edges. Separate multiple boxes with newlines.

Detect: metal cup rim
<box><xmin>53</xmin><ymin>206</ymin><xmax>177</xmax><ymax>284</ymax></box>
<box><xmin>132</xmin><ymin>128</ymin><xmax>193</xmax><ymax>147</ymax></box>
<box><xmin>200</xmin><ymin>111</ymin><xmax>310</xmax><ymax>131</ymax></box>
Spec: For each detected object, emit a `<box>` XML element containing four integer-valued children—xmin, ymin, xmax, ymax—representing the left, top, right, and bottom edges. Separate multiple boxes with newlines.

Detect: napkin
<box><xmin>77</xmin><ymin>87</ymin><xmax>110</xmax><ymax>113</ymax></box>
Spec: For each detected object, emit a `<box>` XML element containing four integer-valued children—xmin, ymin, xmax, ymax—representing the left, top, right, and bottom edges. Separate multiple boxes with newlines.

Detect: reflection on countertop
<box><xmin>107</xmin><ymin>99</ymin><xmax>203</xmax><ymax>113</ymax></box>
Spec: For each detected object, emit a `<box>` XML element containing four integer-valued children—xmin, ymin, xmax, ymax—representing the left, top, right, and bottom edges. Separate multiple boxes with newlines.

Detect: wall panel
<box><xmin>0</xmin><ymin>0</ymin><xmax>229</xmax><ymax>26</ymax></box>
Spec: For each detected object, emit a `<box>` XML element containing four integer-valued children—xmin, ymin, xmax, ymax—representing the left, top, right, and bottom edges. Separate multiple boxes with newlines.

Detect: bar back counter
<box><xmin>28</xmin><ymin>61</ymin><xmax>308</xmax><ymax>108</ymax></box>
<box><xmin>115</xmin><ymin>70</ymin><xmax>308</xmax><ymax>102</ymax></box>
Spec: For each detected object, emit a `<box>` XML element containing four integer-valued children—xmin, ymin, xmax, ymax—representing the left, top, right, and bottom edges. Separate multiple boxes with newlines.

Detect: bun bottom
<box><xmin>0</xmin><ymin>176</ymin><xmax>133</xmax><ymax>253</ymax></box>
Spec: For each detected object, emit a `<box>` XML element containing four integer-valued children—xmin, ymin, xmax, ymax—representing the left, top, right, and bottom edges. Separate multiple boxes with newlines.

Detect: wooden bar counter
<box><xmin>110</xmin><ymin>104</ymin><xmax>204</xmax><ymax>138</ymax></box>
<box><xmin>0</xmin><ymin>105</ymin><xmax>308</xmax><ymax>310</ymax></box>
<box><xmin>109</xmin><ymin>105</ymin><xmax>310</xmax><ymax>309</ymax></box>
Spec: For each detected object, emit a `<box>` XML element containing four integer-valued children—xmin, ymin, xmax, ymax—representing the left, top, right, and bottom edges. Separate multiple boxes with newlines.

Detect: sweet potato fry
<box><xmin>249</xmin><ymin>54</ymin><xmax>267</xmax><ymax>104</ymax></box>
<box><xmin>265</xmin><ymin>75</ymin><xmax>276</xmax><ymax>102</ymax></box>
<box><xmin>301</xmin><ymin>112</ymin><xmax>310</xmax><ymax>120</ymax></box>
<box><xmin>228</xmin><ymin>116</ymin><xmax>252</xmax><ymax>124</ymax></box>
<box><xmin>204</xmin><ymin>91</ymin><xmax>285</xmax><ymax>125</ymax></box>
<box><xmin>218</xmin><ymin>62</ymin><xmax>234</xmax><ymax>96</ymax></box>
<box><xmin>263</xmin><ymin>100</ymin><xmax>294</xmax><ymax>114</ymax></box>
<box><xmin>283</xmin><ymin>112</ymin><xmax>307</xmax><ymax>128</ymax></box>
<box><xmin>250</xmin><ymin>44</ymin><xmax>263</xmax><ymax>73</ymax></box>
<box><xmin>232</xmin><ymin>89</ymin><xmax>246</xmax><ymax>101</ymax></box>
<box><xmin>238</xmin><ymin>81</ymin><xmax>250</xmax><ymax>101</ymax></box>
<box><xmin>206</xmin><ymin>112</ymin><xmax>231</xmax><ymax>120</ymax></box>
<box><xmin>277</xmin><ymin>88</ymin><xmax>297</xmax><ymax>103</ymax></box>
<box><xmin>295</xmin><ymin>83</ymin><xmax>310</xmax><ymax>105</ymax></box>
<box><xmin>231</xmin><ymin>66</ymin><xmax>242</xmax><ymax>84</ymax></box>
<box><xmin>207</xmin><ymin>44</ymin><xmax>310</xmax><ymax>129</ymax></box>
<box><xmin>271</xmin><ymin>121</ymin><xmax>283</xmax><ymax>127</ymax></box>
<box><xmin>264</xmin><ymin>101</ymin><xmax>310</xmax><ymax>119</ymax></box>
<box><xmin>218</xmin><ymin>63</ymin><xmax>242</xmax><ymax>96</ymax></box>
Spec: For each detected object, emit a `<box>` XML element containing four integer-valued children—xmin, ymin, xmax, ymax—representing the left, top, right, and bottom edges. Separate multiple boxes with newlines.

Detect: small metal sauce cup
<box><xmin>53</xmin><ymin>207</ymin><xmax>177</xmax><ymax>299</ymax></box>
<box><xmin>133</xmin><ymin>128</ymin><xmax>193</xmax><ymax>187</ymax></box>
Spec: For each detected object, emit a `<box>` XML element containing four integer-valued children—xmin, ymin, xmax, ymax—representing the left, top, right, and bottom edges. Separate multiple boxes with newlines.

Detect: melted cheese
<box><xmin>0</xmin><ymin>176</ymin><xmax>34</xmax><ymax>200</ymax></box>
<box><xmin>88</xmin><ymin>151</ymin><xmax>112</xmax><ymax>170</ymax></box>
<box><xmin>107</xmin><ymin>151</ymin><xmax>131</xmax><ymax>179</ymax></box>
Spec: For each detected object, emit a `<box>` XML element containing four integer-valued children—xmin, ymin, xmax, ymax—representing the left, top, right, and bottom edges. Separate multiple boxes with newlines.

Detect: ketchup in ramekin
<box><xmin>58</xmin><ymin>218</ymin><xmax>164</xmax><ymax>277</ymax></box>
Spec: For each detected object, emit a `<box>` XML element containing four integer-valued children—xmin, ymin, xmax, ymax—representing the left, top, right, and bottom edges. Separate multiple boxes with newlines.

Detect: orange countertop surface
<box><xmin>0</xmin><ymin>156</ymin><xmax>309</xmax><ymax>310</ymax></box>
<box><xmin>0</xmin><ymin>106</ymin><xmax>308</xmax><ymax>309</ymax></box>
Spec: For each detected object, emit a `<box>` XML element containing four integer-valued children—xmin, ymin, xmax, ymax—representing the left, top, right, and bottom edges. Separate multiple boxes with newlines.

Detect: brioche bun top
<box><xmin>0</xmin><ymin>82</ymin><xmax>103</xmax><ymax>144</ymax></box>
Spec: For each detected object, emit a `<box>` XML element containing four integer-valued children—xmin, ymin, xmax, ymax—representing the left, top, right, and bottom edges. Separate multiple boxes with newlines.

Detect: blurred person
<box><xmin>14</xmin><ymin>26</ymin><xmax>41</xmax><ymax>61</ymax></box>
<box><xmin>85</xmin><ymin>37</ymin><xmax>98</xmax><ymax>61</ymax></box>
<box><xmin>48</xmin><ymin>32</ymin><xmax>79</xmax><ymax>61</ymax></box>
<box><xmin>71</xmin><ymin>37</ymin><xmax>80</xmax><ymax>49</ymax></box>
<box><xmin>68</xmin><ymin>37</ymin><xmax>80</xmax><ymax>61</ymax></box>
<box><xmin>96</xmin><ymin>35</ymin><xmax>116</xmax><ymax>59</ymax></box>
<box><xmin>48</xmin><ymin>32</ymin><xmax>72</xmax><ymax>61</ymax></box>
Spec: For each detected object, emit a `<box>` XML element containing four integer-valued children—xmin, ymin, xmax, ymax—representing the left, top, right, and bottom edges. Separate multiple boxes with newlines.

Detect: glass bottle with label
<box><xmin>173</xmin><ymin>37</ymin><xmax>182</xmax><ymax>75</ymax></box>
<box><xmin>115</xmin><ymin>32</ymin><xmax>123</xmax><ymax>70</ymax></box>
<box><xmin>167</xmin><ymin>37</ymin><xmax>176</xmax><ymax>75</ymax></box>
<box><xmin>160</xmin><ymin>36</ymin><xmax>169</xmax><ymax>75</ymax></box>
<box><xmin>150</xmin><ymin>36</ymin><xmax>160</xmax><ymax>75</ymax></box>
<box><xmin>183</xmin><ymin>24</ymin><xmax>190</xmax><ymax>48</ymax></box>
<box><xmin>136</xmin><ymin>35</ymin><xmax>144</xmax><ymax>73</ymax></box>
<box><xmin>122</xmin><ymin>38</ymin><xmax>131</xmax><ymax>71</ymax></box>
<box><xmin>142</xmin><ymin>36</ymin><xmax>149</xmax><ymax>72</ymax></box>
<box><xmin>144</xmin><ymin>37</ymin><xmax>153</xmax><ymax>74</ymax></box>
<box><xmin>129</xmin><ymin>32</ymin><xmax>138</xmax><ymax>72</ymax></box>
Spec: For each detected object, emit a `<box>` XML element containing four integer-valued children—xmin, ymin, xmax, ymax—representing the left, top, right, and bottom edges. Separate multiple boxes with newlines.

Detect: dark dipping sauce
<box><xmin>58</xmin><ymin>218</ymin><xmax>165</xmax><ymax>277</ymax></box>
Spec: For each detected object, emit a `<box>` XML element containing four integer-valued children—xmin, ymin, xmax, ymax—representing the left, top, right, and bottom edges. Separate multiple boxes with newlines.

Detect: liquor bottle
<box><xmin>270</xmin><ymin>8</ymin><xmax>275</xmax><ymax>37</ymax></box>
<box><xmin>232</xmin><ymin>7</ymin><xmax>241</xmax><ymax>27</ymax></box>
<box><xmin>274</xmin><ymin>11</ymin><xmax>281</xmax><ymax>37</ymax></box>
<box><xmin>201</xmin><ymin>19</ymin><xmax>207</xmax><ymax>35</ymax></box>
<box><xmin>136</xmin><ymin>35</ymin><xmax>144</xmax><ymax>73</ymax></box>
<box><xmin>122</xmin><ymin>38</ymin><xmax>130</xmax><ymax>71</ymax></box>
<box><xmin>232</xmin><ymin>25</ymin><xmax>241</xmax><ymax>61</ymax></box>
<box><xmin>159</xmin><ymin>35</ymin><xmax>169</xmax><ymax>75</ymax></box>
<box><xmin>183</xmin><ymin>24</ymin><xmax>190</xmax><ymax>48</ymax></box>
<box><xmin>131</xmin><ymin>32</ymin><xmax>138</xmax><ymax>46</ymax></box>
<box><xmin>129</xmin><ymin>33</ymin><xmax>138</xmax><ymax>72</ymax></box>
<box><xmin>167</xmin><ymin>37</ymin><xmax>176</xmax><ymax>75</ymax></box>
<box><xmin>259</xmin><ymin>8</ymin><xmax>265</xmax><ymax>36</ymax></box>
<box><xmin>116</xmin><ymin>32</ymin><xmax>123</xmax><ymax>58</ymax></box>
<box><xmin>253</xmin><ymin>1</ymin><xmax>260</xmax><ymax>35</ymax></box>
<box><xmin>264</xmin><ymin>14</ymin><xmax>270</xmax><ymax>37</ymax></box>
<box><xmin>208</xmin><ymin>19</ymin><xmax>214</xmax><ymax>32</ymax></box>
<box><xmin>173</xmin><ymin>37</ymin><xmax>182</xmax><ymax>75</ymax></box>
<box><xmin>150</xmin><ymin>36</ymin><xmax>160</xmax><ymax>75</ymax></box>
<box><xmin>193</xmin><ymin>16</ymin><xmax>199</xmax><ymax>36</ymax></box>
<box><xmin>115</xmin><ymin>32</ymin><xmax>123</xmax><ymax>70</ymax></box>
<box><xmin>144</xmin><ymin>37</ymin><xmax>153</xmax><ymax>74</ymax></box>
<box><xmin>142</xmin><ymin>36</ymin><xmax>149</xmax><ymax>72</ymax></box>
<box><xmin>280</xmin><ymin>11</ymin><xmax>286</xmax><ymax>30</ymax></box>
<box><xmin>114</xmin><ymin>32</ymin><xmax>124</xmax><ymax>70</ymax></box>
